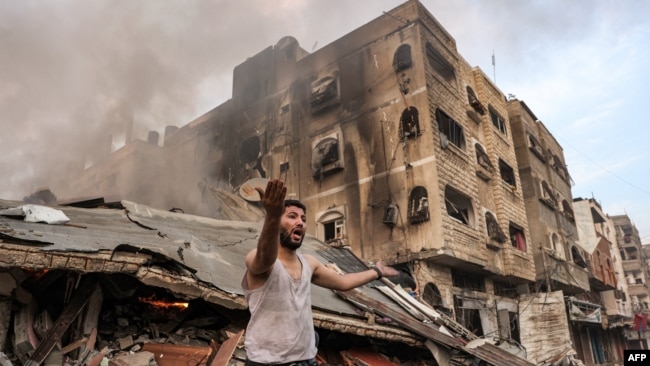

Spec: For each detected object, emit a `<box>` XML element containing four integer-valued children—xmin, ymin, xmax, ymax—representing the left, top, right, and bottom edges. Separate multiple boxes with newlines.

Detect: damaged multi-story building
<box><xmin>62</xmin><ymin>0</ymin><xmax>541</xmax><ymax>351</ymax></box>
<box><xmin>507</xmin><ymin>100</ymin><xmax>605</xmax><ymax>362</ymax></box>
<box><xmin>7</xmin><ymin>0</ymin><xmax>642</xmax><ymax>365</ymax></box>
<box><xmin>573</xmin><ymin>197</ymin><xmax>631</xmax><ymax>363</ymax></box>
<box><xmin>611</xmin><ymin>214</ymin><xmax>650</xmax><ymax>348</ymax></box>
<box><xmin>507</xmin><ymin>100</ymin><xmax>588</xmax><ymax>296</ymax></box>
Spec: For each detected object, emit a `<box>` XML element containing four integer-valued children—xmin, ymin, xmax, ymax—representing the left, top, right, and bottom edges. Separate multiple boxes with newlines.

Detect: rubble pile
<box><xmin>1</xmin><ymin>270</ymin><xmax>430</xmax><ymax>366</ymax></box>
<box><xmin>1</xmin><ymin>270</ymin><xmax>251</xmax><ymax>366</ymax></box>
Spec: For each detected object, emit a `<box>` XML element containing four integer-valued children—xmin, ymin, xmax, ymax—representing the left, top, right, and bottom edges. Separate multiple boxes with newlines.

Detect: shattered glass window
<box><xmin>445</xmin><ymin>185</ymin><xmax>473</xmax><ymax>226</ymax></box>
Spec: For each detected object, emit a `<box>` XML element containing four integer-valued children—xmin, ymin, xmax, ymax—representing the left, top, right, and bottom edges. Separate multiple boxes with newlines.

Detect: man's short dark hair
<box><xmin>284</xmin><ymin>199</ymin><xmax>306</xmax><ymax>214</ymax></box>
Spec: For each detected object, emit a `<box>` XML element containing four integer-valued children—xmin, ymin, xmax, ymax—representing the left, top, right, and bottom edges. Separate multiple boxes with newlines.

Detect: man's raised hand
<box><xmin>256</xmin><ymin>178</ymin><xmax>287</xmax><ymax>217</ymax></box>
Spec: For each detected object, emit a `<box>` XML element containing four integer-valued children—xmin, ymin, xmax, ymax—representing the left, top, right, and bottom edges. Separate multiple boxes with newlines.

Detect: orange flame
<box><xmin>138</xmin><ymin>296</ymin><xmax>189</xmax><ymax>309</ymax></box>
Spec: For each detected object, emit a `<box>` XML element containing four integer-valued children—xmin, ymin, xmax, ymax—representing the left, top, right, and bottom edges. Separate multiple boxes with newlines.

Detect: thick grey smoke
<box><xmin>1</xmin><ymin>0</ymin><xmax>648</xmax><ymax>236</ymax></box>
<box><xmin>0</xmin><ymin>1</ymin><xmax>267</xmax><ymax>198</ymax></box>
<box><xmin>0</xmin><ymin>0</ymin><xmax>414</xmax><ymax>200</ymax></box>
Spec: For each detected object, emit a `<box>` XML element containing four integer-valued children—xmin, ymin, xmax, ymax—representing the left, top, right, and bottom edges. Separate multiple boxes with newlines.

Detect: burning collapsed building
<box><xmin>0</xmin><ymin>198</ymin><xmax>534</xmax><ymax>365</ymax></box>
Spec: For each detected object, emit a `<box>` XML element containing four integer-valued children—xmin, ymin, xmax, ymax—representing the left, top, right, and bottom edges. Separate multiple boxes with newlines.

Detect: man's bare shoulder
<box><xmin>302</xmin><ymin>253</ymin><xmax>321</xmax><ymax>268</ymax></box>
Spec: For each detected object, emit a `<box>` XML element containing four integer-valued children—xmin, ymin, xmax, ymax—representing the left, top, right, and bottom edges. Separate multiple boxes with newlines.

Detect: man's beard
<box><xmin>280</xmin><ymin>230</ymin><xmax>303</xmax><ymax>250</ymax></box>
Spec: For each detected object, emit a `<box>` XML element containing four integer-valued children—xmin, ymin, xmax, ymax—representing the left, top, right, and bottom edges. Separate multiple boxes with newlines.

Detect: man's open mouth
<box><xmin>291</xmin><ymin>228</ymin><xmax>304</xmax><ymax>240</ymax></box>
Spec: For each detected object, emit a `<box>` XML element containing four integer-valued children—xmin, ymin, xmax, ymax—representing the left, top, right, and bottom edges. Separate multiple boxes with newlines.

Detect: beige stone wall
<box><xmin>508</xmin><ymin>100</ymin><xmax>588</xmax><ymax>292</ymax></box>
<box><xmin>519</xmin><ymin>291</ymin><xmax>573</xmax><ymax>364</ymax></box>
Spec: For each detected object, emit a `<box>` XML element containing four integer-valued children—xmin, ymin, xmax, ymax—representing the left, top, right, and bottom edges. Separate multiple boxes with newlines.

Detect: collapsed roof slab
<box><xmin>0</xmin><ymin>198</ymin><xmax>534</xmax><ymax>365</ymax></box>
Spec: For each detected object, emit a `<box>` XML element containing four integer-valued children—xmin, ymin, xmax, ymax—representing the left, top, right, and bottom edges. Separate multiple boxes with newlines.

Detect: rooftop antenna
<box><xmin>492</xmin><ymin>49</ymin><xmax>496</xmax><ymax>84</ymax></box>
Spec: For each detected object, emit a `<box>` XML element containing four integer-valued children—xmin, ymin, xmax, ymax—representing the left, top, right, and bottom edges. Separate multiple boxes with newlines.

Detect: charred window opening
<box><xmin>466</xmin><ymin>86</ymin><xmax>485</xmax><ymax>115</ymax></box>
<box><xmin>528</xmin><ymin>133</ymin><xmax>545</xmax><ymax>160</ymax></box>
<box><xmin>239</xmin><ymin>136</ymin><xmax>266</xmax><ymax>179</ymax></box>
<box><xmin>309</xmin><ymin>73</ymin><xmax>340</xmax><ymax>114</ymax></box>
<box><xmin>315</xmin><ymin>138</ymin><xmax>339</xmax><ymax>166</ymax></box>
<box><xmin>400</xmin><ymin>106</ymin><xmax>420</xmax><ymax>140</ymax></box>
<box><xmin>407</xmin><ymin>186</ymin><xmax>430</xmax><ymax>224</ymax></box>
<box><xmin>485</xmin><ymin>211</ymin><xmax>506</xmax><ymax>243</ymax></box>
<box><xmin>509</xmin><ymin>223</ymin><xmax>526</xmax><ymax>252</ymax></box>
<box><xmin>312</xmin><ymin>134</ymin><xmax>344</xmax><ymax>178</ymax></box>
<box><xmin>572</xmin><ymin>246</ymin><xmax>588</xmax><ymax>268</ymax></box>
<box><xmin>425</xmin><ymin>42</ymin><xmax>456</xmax><ymax>84</ymax></box>
<box><xmin>240</xmin><ymin>136</ymin><xmax>261</xmax><ymax>164</ymax></box>
<box><xmin>445</xmin><ymin>185</ymin><xmax>473</xmax><ymax>226</ymax></box>
<box><xmin>393</xmin><ymin>44</ymin><xmax>412</xmax><ymax>73</ymax></box>
<box><xmin>436</xmin><ymin>108</ymin><xmax>465</xmax><ymax>149</ymax></box>
<box><xmin>498</xmin><ymin>159</ymin><xmax>516</xmax><ymax>187</ymax></box>
<box><xmin>488</xmin><ymin>106</ymin><xmax>507</xmax><ymax>135</ymax></box>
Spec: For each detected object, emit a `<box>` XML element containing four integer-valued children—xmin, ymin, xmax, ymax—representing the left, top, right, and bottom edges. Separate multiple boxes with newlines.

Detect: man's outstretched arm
<box><xmin>308</xmin><ymin>255</ymin><xmax>399</xmax><ymax>291</ymax></box>
<box><xmin>245</xmin><ymin>179</ymin><xmax>287</xmax><ymax>275</ymax></box>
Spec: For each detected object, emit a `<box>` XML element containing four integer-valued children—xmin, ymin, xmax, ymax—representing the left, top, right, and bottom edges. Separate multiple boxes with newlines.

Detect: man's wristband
<box><xmin>372</xmin><ymin>266</ymin><xmax>383</xmax><ymax>280</ymax></box>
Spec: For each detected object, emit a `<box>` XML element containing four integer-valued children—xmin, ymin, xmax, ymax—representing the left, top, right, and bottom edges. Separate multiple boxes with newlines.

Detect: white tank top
<box><xmin>242</xmin><ymin>254</ymin><xmax>316</xmax><ymax>363</ymax></box>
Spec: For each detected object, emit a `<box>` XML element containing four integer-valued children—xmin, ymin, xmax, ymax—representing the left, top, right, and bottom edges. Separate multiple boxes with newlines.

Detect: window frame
<box><xmin>488</xmin><ymin>106</ymin><xmax>507</xmax><ymax>135</ymax></box>
<box><xmin>436</xmin><ymin>108</ymin><xmax>465</xmax><ymax>149</ymax></box>
<box><xmin>444</xmin><ymin>185</ymin><xmax>474</xmax><ymax>227</ymax></box>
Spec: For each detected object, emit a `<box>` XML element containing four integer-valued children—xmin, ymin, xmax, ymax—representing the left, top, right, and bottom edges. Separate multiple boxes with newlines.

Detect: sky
<box><xmin>1</xmin><ymin>0</ymin><xmax>649</xmax><ymax>243</ymax></box>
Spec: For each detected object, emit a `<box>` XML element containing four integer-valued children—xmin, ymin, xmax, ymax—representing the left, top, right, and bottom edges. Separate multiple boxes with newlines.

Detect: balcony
<box><xmin>540</xmin><ymin>252</ymin><xmax>590</xmax><ymax>294</ymax></box>
<box><xmin>589</xmin><ymin>275</ymin><xmax>616</xmax><ymax>292</ymax></box>
<box><xmin>623</xmin><ymin>259</ymin><xmax>642</xmax><ymax>272</ymax></box>
<box><xmin>628</xmin><ymin>283</ymin><xmax>650</xmax><ymax>297</ymax></box>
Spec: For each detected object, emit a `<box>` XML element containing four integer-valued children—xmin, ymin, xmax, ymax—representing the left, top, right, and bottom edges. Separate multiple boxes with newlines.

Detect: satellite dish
<box><xmin>239</xmin><ymin>178</ymin><xmax>269</xmax><ymax>202</ymax></box>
